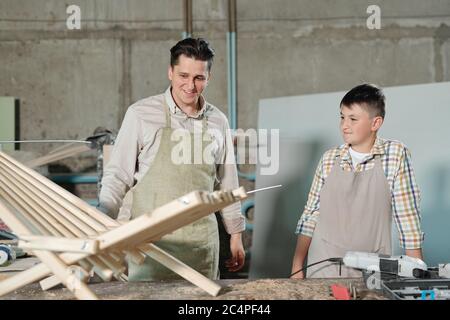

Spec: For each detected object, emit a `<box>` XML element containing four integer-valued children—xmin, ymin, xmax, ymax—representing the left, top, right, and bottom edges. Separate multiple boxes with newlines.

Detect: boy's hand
<box><xmin>405</xmin><ymin>248</ymin><xmax>423</xmax><ymax>261</ymax></box>
<box><xmin>226</xmin><ymin>233</ymin><xmax>245</xmax><ymax>272</ymax></box>
<box><xmin>290</xmin><ymin>270</ymin><xmax>305</xmax><ymax>279</ymax></box>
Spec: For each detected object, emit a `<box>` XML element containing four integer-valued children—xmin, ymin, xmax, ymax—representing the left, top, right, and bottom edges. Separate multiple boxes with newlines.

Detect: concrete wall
<box><xmin>1</xmin><ymin>0</ymin><xmax>450</xmax><ymax>171</ymax></box>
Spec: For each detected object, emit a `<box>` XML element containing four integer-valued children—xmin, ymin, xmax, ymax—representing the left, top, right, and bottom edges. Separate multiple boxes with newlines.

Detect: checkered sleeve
<box><xmin>295</xmin><ymin>155</ymin><xmax>326</xmax><ymax>237</ymax></box>
<box><xmin>391</xmin><ymin>145</ymin><xmax>424</xmax><ymax>249</ymax></box>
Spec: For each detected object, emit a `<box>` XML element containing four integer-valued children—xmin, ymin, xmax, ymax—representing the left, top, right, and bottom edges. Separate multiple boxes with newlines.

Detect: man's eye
<box><xmin>180</xmin><ymin>74</ymin><xmax>188</xmax><ymax>78</ymax></box>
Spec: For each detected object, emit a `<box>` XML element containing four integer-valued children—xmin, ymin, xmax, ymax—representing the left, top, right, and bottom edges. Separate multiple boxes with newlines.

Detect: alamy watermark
<box><xmin>66</xmin><ymin>5</ymin><xmax>81</xmax><ymax>30</ymax></box>
<box><xmin>366</xmin><ymin>5</ymin><xmax>381</xmax><ymax>30</ymax></box>
<box><xmin>170</xmin><ymin>128</ymin><xmax>279</xmax><ymax>176</ymax></box>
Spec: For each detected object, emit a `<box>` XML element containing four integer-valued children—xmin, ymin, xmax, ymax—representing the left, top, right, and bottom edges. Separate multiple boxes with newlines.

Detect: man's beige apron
<box><xmin>307</xmin><ymin>155</ymin><xmax>392</xmax><ymax>278</ymax></box>
<box><xmin>128</xmin><ymin>101</ymin><xmax>219</xmax><ymax>281</ymax></box>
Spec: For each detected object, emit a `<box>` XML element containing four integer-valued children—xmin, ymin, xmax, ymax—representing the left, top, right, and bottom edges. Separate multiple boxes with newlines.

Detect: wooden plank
<box><xmin>0</xmin><ymin>168</ymin><xmax>247</xmax><ymax>298</ymax></box>
<box><xmin>139</xmin><ymin>243</ymin><xmax>221</xmax><ymax>296</ymax></box>
<box><xmin>25</xmin><ymin>144</ymin><xmax>91</xmax><ymax>169</ymax></box>
<box><xmin>18</xmin><ymin>235</ymin><xmax>99</xmax><ymax>254</ymax></box>
<box><xmin>0</xmin><ymin>152</ymin><xmax>116</xmax><ymax>229</ymax></box>
<box><xmin>0</xmin><ymin>162</ymin><xmax>96</xmax><ymax>236</ymax></box>
<box><xmin>0</xmin><ymin>198</ymin><xmax>98</xmax><ymax>299</ymax></box>
<box><xmin>0</xmin><ymin>153</ymin><xmax>109</xmax><ymax>232</ymax></box>
<box><xmin>0</xmin><ymin>169</ymin><xmax>84</xmax><ymax>236</ymax></box>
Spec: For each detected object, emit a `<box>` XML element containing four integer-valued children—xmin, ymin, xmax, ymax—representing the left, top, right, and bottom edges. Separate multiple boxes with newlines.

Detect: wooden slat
<box><xmin>0</xmin><ymin>199</ymin><xmax>98</xmax><ymax>300</ymax></box>
<box><xmin>25</xmin><ymin>144</ymin><xmax>91</xmax><ymax>169</ymax></box>
<box><xmin>18</xmin><ymin>235</ymin><xmax>99</xmax><ymax>254</ymax></box>
<box><xmin>139</xmin><ymin>243</ymin><xmax>221</xmax><ymax>296</ymax></box>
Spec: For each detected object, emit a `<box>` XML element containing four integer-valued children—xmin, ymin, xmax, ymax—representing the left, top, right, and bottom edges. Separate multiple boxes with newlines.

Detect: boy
<box><xmin>291</xmin><ymin>83</ymin><xmax>424</xmax><ymax>278</ymax></box>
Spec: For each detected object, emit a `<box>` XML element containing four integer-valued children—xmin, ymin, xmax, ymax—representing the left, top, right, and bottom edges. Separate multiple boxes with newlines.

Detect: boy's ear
<box><xmin>371</xmin><ymin>116</ymin><xmax>384</xmax><ymax>132</ymax></box>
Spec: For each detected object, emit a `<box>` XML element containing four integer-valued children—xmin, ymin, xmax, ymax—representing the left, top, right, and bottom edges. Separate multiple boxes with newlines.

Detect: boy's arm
<box><xmin>291</xmin><ymin>155</ymin><xmax>326</xmax><ymax>278</ymax></box>
<box><xmin>391</xmin><ymin>146</ymin><xmax>424</xmax><ymax>258</ymax></box>
<box><xmin>291</xmin><ymin>235</ymin><xmax>312</xmax><ymax>279</ymax></box>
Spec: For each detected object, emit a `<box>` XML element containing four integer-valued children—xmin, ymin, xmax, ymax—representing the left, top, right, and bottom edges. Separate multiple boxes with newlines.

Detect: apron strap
<box><xmin>163</xmin><ymin>102</ymin><xmax>171</xmax><ymax>128</ymax></box>
<box><xmin>202</xmin><ymin>114</ymin><xmax>208</xmax><ymax>133</ymax></box>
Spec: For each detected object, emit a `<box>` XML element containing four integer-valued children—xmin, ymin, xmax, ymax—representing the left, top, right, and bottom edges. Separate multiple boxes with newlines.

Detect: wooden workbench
<box><xmin>0</xmin><ymin>272</ymin><xmax>385</xmax><ymax>300</ymax></box>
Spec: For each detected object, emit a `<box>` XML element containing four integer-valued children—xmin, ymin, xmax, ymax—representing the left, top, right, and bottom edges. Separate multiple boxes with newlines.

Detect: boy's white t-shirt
<box><xmin>348</xmin><ymin>147</ymin><xmax>371</xmax><ymax>167</ymax></box>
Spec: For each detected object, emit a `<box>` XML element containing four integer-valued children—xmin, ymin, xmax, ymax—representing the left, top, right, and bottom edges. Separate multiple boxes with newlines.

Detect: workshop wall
<box><xmin>1</xmin><ymin>0</ymin><xmax>450</xmax><ymax>172</ymax></box>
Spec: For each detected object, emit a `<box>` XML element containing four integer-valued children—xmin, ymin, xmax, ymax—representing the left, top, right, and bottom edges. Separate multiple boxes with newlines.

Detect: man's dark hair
<box><xmin>170</xmin><ymin>38</ymin><xmax>215</xmax><ymax>71</ymax></box>
<box><xmin>340</xmin><ymin>83</ymin><xmax>386</xmax><ymax>119</ymax></box>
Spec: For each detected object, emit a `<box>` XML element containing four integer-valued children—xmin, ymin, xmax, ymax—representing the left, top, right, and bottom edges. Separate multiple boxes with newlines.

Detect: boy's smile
<box><xmin>340</xmin><ymin>103</ymin><xmax>382</xmax><ymax>153</ymax></box>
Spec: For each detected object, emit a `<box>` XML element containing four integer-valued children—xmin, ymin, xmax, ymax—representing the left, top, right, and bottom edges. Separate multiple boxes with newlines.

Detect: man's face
<box><xmin>168</xmin><ymin>54</ymin><xmax>210</xmax><ymax>109</ymax></box>
<box><xmin>340</xmin><ymin>104</ymin><xmax>378</xmax><ymax>146</ymax></box>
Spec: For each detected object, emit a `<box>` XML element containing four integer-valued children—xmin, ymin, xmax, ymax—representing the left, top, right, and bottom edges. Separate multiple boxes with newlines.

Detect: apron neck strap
<box><xmin>163</xmin><ymin>102</ymin><xmax>171</xmax><ymax>128</ymax></box>
<box><xmin>163</xmin><ymin>100</ymin><xmax>208</xmax><ymax>131</ymax></box>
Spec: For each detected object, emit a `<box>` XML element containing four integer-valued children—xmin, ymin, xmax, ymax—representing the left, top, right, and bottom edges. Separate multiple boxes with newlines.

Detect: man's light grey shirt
<box><xmin>99</xmin><ymin>87</ymin><xmax>245</xmax><ymax>234</ymax></box>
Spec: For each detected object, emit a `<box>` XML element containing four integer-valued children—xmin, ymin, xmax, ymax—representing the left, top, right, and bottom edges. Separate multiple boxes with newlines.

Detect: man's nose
<box><xmin>186</xmin><ymin>78</ymin><xmax>195</xmax><ymax>89</ymax></box>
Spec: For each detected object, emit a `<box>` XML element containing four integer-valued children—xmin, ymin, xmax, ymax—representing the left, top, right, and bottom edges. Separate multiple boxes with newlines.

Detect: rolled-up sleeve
<box><xmin>98</xmin><ymin>108</ymin><xmax>141</xmax><ymax>219</ymax></box>
<box><xmin>295</xmin><ymin>156</ymin><xmax>325</xmax><ymax>237</ymax></box>
<box><xmin>217</xmin><ymin>118</ymin><xmax>245</xmax><ymax>234</ymax></box>
<box><xmin>391</xmin><ymin>146</ymin><xmax>424</xmax><ymax>249</ymax></box>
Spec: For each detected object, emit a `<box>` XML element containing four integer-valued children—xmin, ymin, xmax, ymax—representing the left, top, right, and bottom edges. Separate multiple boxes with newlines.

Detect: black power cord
<box><xmin>290</xmin><ymin>257</ymin><xmax>343</xmax><ymax>278</ymax></box>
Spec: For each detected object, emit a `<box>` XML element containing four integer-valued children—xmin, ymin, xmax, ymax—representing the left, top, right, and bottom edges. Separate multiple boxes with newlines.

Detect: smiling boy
<box><xmin>291</xmin><ymin>83</ymin><xmax>424</xmax><ymax>278</ymax></box>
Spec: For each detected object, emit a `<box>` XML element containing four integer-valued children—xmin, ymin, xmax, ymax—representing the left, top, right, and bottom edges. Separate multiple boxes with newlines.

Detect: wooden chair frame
<box><xmin>0</xmin><ymin>151</ymin><xmax>247</xmax><ymax>299</ymax></box>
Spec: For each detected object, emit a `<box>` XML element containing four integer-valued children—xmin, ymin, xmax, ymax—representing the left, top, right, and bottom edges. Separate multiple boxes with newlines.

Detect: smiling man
<box><xmin>99</xmin><ymin>38</ymin><xmax>245</xmax><ymax>281</ymax></box>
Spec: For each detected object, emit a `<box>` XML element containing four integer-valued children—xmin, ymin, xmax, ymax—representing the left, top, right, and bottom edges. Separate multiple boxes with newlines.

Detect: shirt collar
<box><xmin>164</xmin><ymin>86</ymin><xmax>208</xmax><ymax>119</ymax></box>
<box><xmin>340</xmin><ymin>136</ymin><xmax>386</xmax><ymax>161</ymax></box>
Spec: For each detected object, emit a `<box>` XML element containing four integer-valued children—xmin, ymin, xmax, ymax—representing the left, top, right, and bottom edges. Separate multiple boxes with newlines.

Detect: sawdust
<box><xmin>1</xmin><ymin>278</ymin><xmax>386</xmax><ymax>300</ymax></box>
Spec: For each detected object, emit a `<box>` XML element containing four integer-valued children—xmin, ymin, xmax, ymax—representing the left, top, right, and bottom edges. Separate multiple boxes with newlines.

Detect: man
<box><xmin>99</xmin><ymin>38</ymin><xmax>245</xmax><ymax>281</ymax></box>
<box><xmin>291</xmin><ymin>83</ymin><xmax>424</xmax><ymax>278</ymax></box>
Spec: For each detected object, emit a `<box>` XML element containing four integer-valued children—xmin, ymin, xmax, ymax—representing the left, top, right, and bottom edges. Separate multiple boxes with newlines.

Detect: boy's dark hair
<box><xmin>170</xmin><ymin>38</ymin><xmax>215</xmax><ymax>71</ymax></box>
<box><xmin>340</xmin><ymin>83</ymin><xmax>386</xmax><ymax>119</ymax></box>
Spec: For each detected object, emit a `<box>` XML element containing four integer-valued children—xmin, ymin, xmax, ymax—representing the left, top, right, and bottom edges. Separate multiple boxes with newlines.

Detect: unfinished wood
<box><xmin>0</xmin><ymin>188</ymin><xmax>246</xmax><ymax>298</ymax></box>
<box><xmin>18</xmin><ymin>235</ymin><xmax>99</xmax><ymax>254</ymax></box>
<box><xmin>0</xmin><ymin>151</ymin><xmax>248</xmax><ymax>299</ymax></box>
<box><xmin>0</xmin><ymin>169</ymin><xmax>83</xmax><ymax>237</ymax></box>
<box><xmin>0</xmin><ymin>154</ymin><xmax>109</xmax><ymax>232</ymax></box>
<box><xmin>0</xmin><ymin>199</ymin><xmax>98</xmax><ymax>299</ymax></box>
<box><xmin>33</xmin><ymin>250</ymin><xmax>97</xmax><ymax>300</ymax></box>
<box><xmin>139</xmin><ymin>243</ymin><xmax>221</xmax><ymax>296</ymax></box>
<box><xmin>0</xmin><ymin>175</ymin><xmax>124</xmax><ymax>285</ymax></box>
<box><xmin>85</xmin><ymin>256</ymin><xmax>114</xmax><ymax>282</ymax></box>
<box><xmin>0</xmin><ymin>162</ymin><xmax>96</xmax><ymax>236</ymax></box>
<box><xmin>25</xmin><ymin>144</ymin><xmax>91</xmax><ymax>169</ymax></box>
<box><xmin>0</xmin><ymin>152</ymin><xmax>116</xmax><ymax>229</ymax></box>
<box><xmin>0</xmin><ymin>183</ymin><xmax>57</xmax><ymax>236</ymax></box>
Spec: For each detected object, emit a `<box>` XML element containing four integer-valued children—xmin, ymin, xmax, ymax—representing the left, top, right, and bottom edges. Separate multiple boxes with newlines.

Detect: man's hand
<box><xmin>225</xmin><ymin>233</ymin><xmax>245</xmax><ymax>272</ymax></box>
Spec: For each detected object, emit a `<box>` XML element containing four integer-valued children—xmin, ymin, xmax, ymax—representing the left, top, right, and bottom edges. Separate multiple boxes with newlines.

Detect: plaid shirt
<box><xmin>296</xmin><ymin>137</ymin><xmax>424</xmax><ymax>249</ymax></box>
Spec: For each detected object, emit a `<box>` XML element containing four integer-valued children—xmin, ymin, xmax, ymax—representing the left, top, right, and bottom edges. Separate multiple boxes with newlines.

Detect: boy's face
<box><xmin>340</xmin><ymin>104</ymin><xmax>382</xmax><ymax>147</ymax></box>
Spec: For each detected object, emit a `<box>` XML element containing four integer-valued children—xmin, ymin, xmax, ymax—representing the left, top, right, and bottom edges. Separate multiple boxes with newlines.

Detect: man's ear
<box><xmin>168</xmin><ymin>65</ymin><xmax>173</xmax><ymax>81</ymax></box>
<box><xmin>372</xmin><ymin>116</ymin><xmax>384</xmax><ymax>131</ymax></box>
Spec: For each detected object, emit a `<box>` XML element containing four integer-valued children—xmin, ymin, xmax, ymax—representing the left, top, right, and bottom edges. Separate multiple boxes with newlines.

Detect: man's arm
<box><xmin>98</xmin><ymin>108</ymin><xmax>141</xmax><ymax>219</ymax></box>
<box><xmin>391</xmin><ymin>146</ymin><xmax>424</xmax><ymax>258</ymax></box>
<box><xmin>217</xmin><ymin>117</ymin><xmax>245</xmax><ymax>271</ymax></box>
